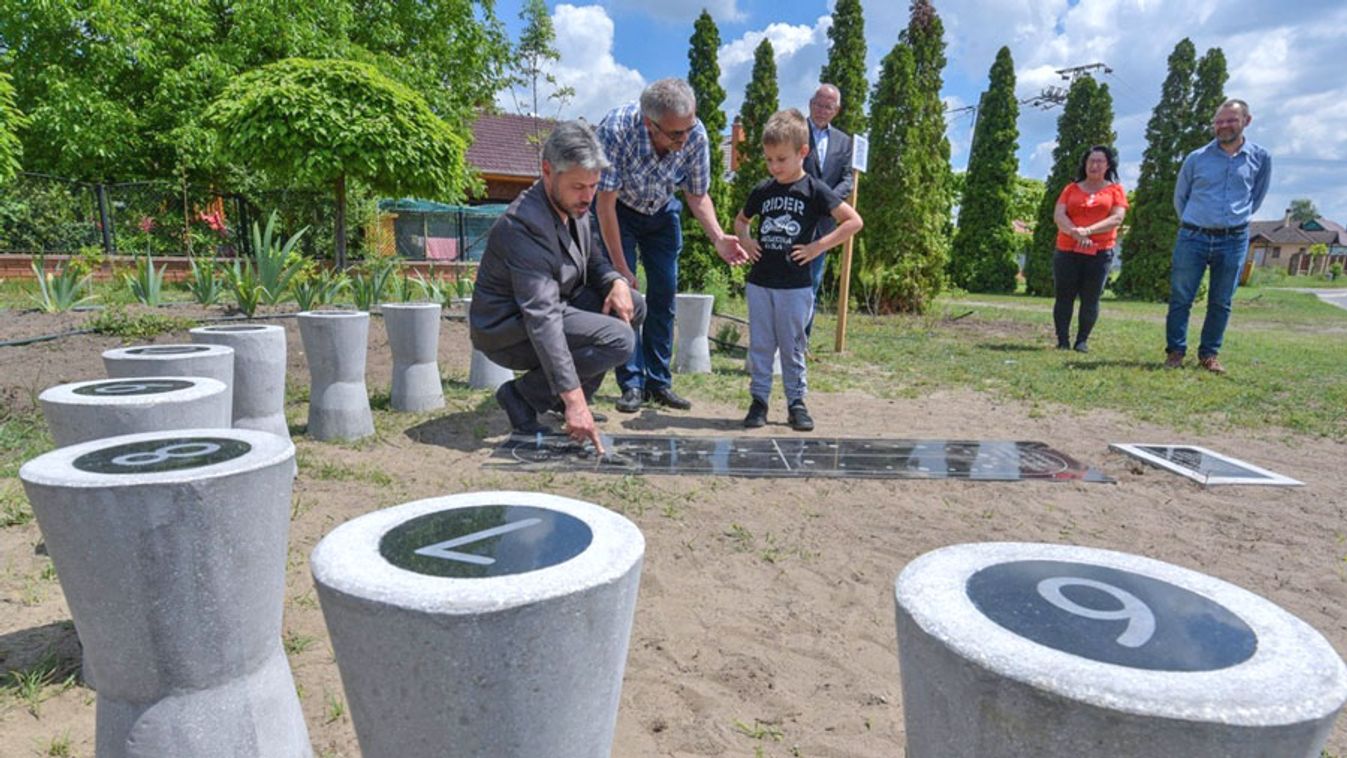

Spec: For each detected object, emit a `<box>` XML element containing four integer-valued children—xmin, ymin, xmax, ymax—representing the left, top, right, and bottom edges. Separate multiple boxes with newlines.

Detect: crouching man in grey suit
<box><xmin>470</xmin><ymin>121</ymin><xmax>644</xmax><ymax>454</ymax></box>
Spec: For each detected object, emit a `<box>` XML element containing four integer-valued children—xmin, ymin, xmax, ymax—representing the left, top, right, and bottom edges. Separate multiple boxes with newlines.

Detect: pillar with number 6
<box><xmin>20</xmin><ymin>429</ymin><xmax>311</xmax><ymax>757</ymax></box>
<box><xmin>310</xmin><ymin>491</ymin><xmax>644</xmax><ymax>758</ymax></box>
<box><xmin>894</xmin><ymin>542</ymin><xmax>1347</xmax><ymax>757</ymax></box>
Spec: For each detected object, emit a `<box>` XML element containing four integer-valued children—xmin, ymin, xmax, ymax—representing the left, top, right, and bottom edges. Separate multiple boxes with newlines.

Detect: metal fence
<box><xmin>383</xmin><ymin>200</ymin><xmax>509</xmax><ymax>263</ymax></box>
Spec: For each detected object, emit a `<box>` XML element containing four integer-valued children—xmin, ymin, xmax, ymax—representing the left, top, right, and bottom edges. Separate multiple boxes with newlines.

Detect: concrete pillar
<box><xmin>19</xmin><ymin>429</ymin><xmax>311</xmax><ymax>758</ymax></box>
<box><xmin>468</xmin><ymin>348</ymin><xmax>514</xmax><ymax>390</ymax></box>
<box><xmin>380</xmin><ymin>303</ymin><xmax>445</xmax><ymax>412</ymax></box>
<box><xmin>673</xmin><ymin>293</ymin><xmax>714</xmax><ymax>374</ymax></box>
<box><xmin>894</xmin><ymin>542</ymin><xmax>1347</xmax><ymax>758</ymax></box>
<box><xmin>298</xmin><ymin>310</ymin><xmax>374</xmax><ymax>441</ymax></box>
<box><xmin>310</xmin><ymin>491</ymin><xmax>644</xmax><ymax>758</ymax></box>
<box><xmin>190</xmin><ymin>324</ymin><xmax>290</xmax><ymax>439</ymax></box>
<box><xmin>40</xmin><ymin>377</ymin><xmax>231</xmax><ymax>448</ymax></box>
<box><xmin>103</xmin><ymin>343</ymin><xmax>235</xmax><ymax>419</ymax></box>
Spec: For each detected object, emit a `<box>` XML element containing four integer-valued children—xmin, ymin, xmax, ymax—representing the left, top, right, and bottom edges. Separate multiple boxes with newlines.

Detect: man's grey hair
<box><xmin>811</xmin><ymin>83</ymin><xmax>841</xmax><ymax>103</ymax></box>
<box><xmin>640</xmin><ymin>78</ymin><xmax>697</xmax><ymax>121</ymax></box>
<box><xmin>1216</xmin><ymin>98</ymin><xmax>1251</xmax><ymax>119</ymax></box>
<box><xmin>542</xmin><ymin>120</ymin><xmax>611</xmax><ymax>173</ymax></box>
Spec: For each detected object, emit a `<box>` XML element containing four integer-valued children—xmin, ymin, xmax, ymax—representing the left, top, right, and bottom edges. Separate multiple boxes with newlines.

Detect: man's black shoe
<box><xmin>496</xmin><ymin>381</ymin><xmax>550</xmax><ymax>434</ymax></box>
<box><xmin>787</xmin><ymin>399</ymin><xmax>814</xmax><ymax>432</ymax></box>
<box><xmin>743</xmin><ymin>397</ymin><xmax>768</xmax><ymax>428</ymax></box>
<box><xmin>643</xmin><ymin>385</ymin><xmax>692</xmax><ymax>410</ymax></box>
<box><xmin>615</xmin><ymin>387</ymin><xmax>643</xmax><ymax>413</ymax></box>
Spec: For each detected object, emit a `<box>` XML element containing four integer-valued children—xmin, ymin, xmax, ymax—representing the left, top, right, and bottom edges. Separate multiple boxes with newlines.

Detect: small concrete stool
<box><xmin>468</xmin><ymin>348</ymin><xmax>513</xmax><ymax>390</ymax></box>
<box><xmin>298</xmin><ymin>310</ymin><xmax>374</xmax><ymax>441</ymax></box>
<box><xmin>894</xmin><ymin>542</ymin><xmax>1347</xmax><ymax>758</ymax></box>
<box><xmin>20</xmin><ymin>429</ymin><xmax>311</xmax><ymax>757</ymax></box>
<box><xmin>380</xmin><ymin>303</ymin><xmax>445</xmax><ymax>412</ymax></box>
<box><xmin>190</xmin><ymin>324</ymin><xmax>290</xmax><ymax>438</ymax></box>
<box><xmin>673</xmin><ymin>293</ymin><xmax>714</xmax><ymax>374</ymax></box>
<box><xmin>40</xmin><ymin>377</ymin><xmax>231</xmax><ymax>448</ymax></box>
<box><xmin>103</xmin><ymin>344</ymin><xmax>235</xmax><ymax>419</ymax></box>
<box><xmin>311</xmin><ymin>491</ymin><xmax>644</xmax><ymax>758</ymax></box>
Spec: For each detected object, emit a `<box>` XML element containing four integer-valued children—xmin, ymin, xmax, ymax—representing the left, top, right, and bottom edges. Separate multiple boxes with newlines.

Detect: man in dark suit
<box><xmin>471</xmin><ymin>121</ymin><xmax>644</xmax><ymax>453</ymax></box>
<box><xmin>803</xmin><ymin>83</ymin><xmax>854</xmax><ymax>339</ymax></box>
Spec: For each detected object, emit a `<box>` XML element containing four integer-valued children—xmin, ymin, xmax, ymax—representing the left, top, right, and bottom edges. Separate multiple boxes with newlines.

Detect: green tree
<box><xmin>511</xmin><ymin>0</ymin><xmax>573</xmax><ymax>161</ymax></box>
<box><xmin>1185</xmin><ymin>48</ymin><xmax>1227</xmax><ymax>155</ymax></box>
<box><xmin>856</xmin><ymin>0</ymin><xmax>951</xmax><ymax>313</ymax></box>
<box><xmin>0</xmin><ymin>70</ymin><xmax>25</xmax><ymax>184</ymax></box>
<box><xmin>730</xmin><ymin>39</ymin><xmax>779</xmax><ymax>221</ymax></box>
<box><xmin>206</xmin><ymin>58</ymin><xmax>467</xmax><ymax>268</ymax></box>
<box><xmin>820</xmin><ymin>0</ymin><xmax>868</xmax><ymax>136</ymax></box>
<box><xmin>1112</xmin><ymin>40</ymin><xmax>1197</xmax><ymax>301</ymax></box>
<box><xmin>1289</xmin><ymin>198</ymin><xmax>1319</xmax><ymax>224</ymax></box>
<box><xmin>1025</xmin><ymin>76</ymin><xmax>1116</xmax><ymax>296</ymax></box>
<box><xmin>949</xmin><ymin>46</ymin><xmax>1019</xmax><ymax>293</ymax></box>
<box><xmin>680</xmin><ymin>10</ymin><xmax>729</xmax><ymax>292</ymax></box>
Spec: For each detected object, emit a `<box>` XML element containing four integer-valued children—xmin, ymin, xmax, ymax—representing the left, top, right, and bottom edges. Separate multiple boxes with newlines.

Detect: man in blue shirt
<box><xmin>595</xmin><ymin>78</ymin><xmax>747</xmax><ymax>413</ymax></box>
<box><xmin>1165</xmin><ymin>99</ymin><xmax>1272</xmax><ymax>373</ymax></box>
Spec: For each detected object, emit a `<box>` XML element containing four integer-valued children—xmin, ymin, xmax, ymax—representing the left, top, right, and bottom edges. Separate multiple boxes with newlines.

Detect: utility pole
<box><xmin>1022</xmin><ymin>62</ymin><xmax>1112</xmax><ymax>111</ymax></box>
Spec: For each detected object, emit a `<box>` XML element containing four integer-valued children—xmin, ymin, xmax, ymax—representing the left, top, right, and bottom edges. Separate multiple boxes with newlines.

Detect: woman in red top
<box><xmin>1051</xmin><ymin>145</ymin><xmax>1128</xmax><ymax>352</ymax></box>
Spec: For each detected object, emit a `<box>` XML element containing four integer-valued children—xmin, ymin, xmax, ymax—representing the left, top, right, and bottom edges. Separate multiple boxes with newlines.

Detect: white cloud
<box><xmin>718</xmin><ymin>17</ymin><xmax>832</xmax><ymax>126</ymax></box>
<box><xmin>496</xmin><ymin>4</ymin><xmax>646</xmax><ymax>122</ymax></box>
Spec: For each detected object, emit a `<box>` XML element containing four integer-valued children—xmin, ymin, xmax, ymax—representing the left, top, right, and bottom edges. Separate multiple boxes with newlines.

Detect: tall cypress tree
<box><xmin>856</xmin><ymin>0</ymin><xmax>950</xmax><ymax>313</ymax></box>
<box><xmin>1114</xmin><ymin>40</ymin><xmax>1206</xmax><ymax>301</ymax></box>
<box><xmin>820</xmin><ymin>0</ymin><xmax>867</xmax><ymax>136</ymax></box>
<box><xmin>679</xmin><ymin>10</ymin><xmax>728</xmax><ymax>291</ymax></box>
<box><xmin>949</xmin><ymin>46</ymin><xmax>1019</xmax><ymax>293</ymax></box>
<box><xmin>1025</xmin><ymin>76</ymin><xmax>1116</xmax><ymax>296</ymax></box>
<box><xmin>1186</xmin><ymin>48</ymin><xmax>1227</xmax><ymax>154</ymax></box>
<box><xmin>730</xmin><ymin>39</ymin><xmax>778</xmax><ymax>221</ymax></box>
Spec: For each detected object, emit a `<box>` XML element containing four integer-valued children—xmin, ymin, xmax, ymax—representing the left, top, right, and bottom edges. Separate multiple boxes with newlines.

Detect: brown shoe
<box><xmin>1199</xmin><ymin>355</ymin><xmax>1226</xmax><ymax>374</ymax></box>
<box><xmin>1164</xmin><ymin>351</ymin><xmax>1184</xmax><ymax>369</ymax></box>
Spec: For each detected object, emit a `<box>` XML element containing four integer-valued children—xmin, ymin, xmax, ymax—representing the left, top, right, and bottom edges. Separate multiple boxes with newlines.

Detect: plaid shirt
<box><xmin>597</xmin><ymin>102</ymin><xmax>711</xmax><ymax>215</ymax></box>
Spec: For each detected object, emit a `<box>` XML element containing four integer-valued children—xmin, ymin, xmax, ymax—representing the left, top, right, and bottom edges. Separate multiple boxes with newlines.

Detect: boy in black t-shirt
<box><xmin>733</xmin><ymin>108</ymin><xmax>863</xmax><ymax>431</ymax></box>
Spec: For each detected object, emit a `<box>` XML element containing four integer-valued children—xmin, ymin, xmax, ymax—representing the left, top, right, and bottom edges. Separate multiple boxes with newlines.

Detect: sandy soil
<box><xmin>2</xmin><ymin>304</ymin><xmax>1345</xmax><ymax>757</ymax></box>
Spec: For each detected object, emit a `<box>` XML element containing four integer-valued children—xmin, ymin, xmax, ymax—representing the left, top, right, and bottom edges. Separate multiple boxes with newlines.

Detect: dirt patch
<box><xmin>3</xmin><ymin>307</ymin><xmax>1346</xmax><ymax>756</ymax></box>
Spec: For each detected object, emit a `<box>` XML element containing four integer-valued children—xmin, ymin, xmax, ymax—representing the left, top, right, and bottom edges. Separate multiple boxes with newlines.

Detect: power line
<box><xmin>1021</xmin><ymin>62</ymin><xmax>1114</xmax><ymax>111</ymax></box>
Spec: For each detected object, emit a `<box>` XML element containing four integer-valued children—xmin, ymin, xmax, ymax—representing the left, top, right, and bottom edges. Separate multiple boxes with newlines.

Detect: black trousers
<box><xmin>482</xmin><ymin>285</ymin><xmax>646</xmax><ymax>413</ymax></box>
<box><xmin>1052</xmin><ymin>248</ymin><xmax>1113</xmax><ymax>346</ymax></box>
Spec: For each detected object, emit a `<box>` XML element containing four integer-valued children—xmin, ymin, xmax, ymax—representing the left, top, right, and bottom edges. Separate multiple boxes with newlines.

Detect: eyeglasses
<box><xmin>649</xmin><ymin>118</ymin><xmax>696</xmax><ymax>142</ymax></box>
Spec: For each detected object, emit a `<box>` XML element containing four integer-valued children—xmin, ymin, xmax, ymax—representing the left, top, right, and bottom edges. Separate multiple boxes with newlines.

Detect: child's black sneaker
<box><xmin>743</xmin><ymin>397</ymin><xmax>768</xmax><ymax>428</ymax></box>
<box><xmin>787</xmin><ymin>398</ymin><xmax>814</xmax><ymax>432</ymax></box>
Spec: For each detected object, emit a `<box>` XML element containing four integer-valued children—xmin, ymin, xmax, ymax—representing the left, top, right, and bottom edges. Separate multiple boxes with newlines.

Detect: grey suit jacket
<box><xmin>806</xmin><ymin>122</ymin><xmax>854</xmax><ymax>239</ymax></box>
<box><xmin>470</xmin><ymin>179</ymin><xmax>622</xmax><ymax>395</ymax></box>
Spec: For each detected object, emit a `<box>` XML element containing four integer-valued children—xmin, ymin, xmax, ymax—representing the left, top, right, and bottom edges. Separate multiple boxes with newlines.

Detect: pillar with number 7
<box><xmin>894</xmin><ymin>542</ymin><xmax>1347</xmax><ymax>757</ymax></box>
<box><xmin>20</xmin><ymin>429</ymin><xmax>311</xmax><ymax>757</ymax></box>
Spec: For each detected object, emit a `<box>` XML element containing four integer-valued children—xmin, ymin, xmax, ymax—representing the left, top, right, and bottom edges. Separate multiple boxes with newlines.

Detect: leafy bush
<box><xmin>250</xmin><ymin>210</ymin><xmax>308</xmax><ymax>305</ymax></box>
<box><xmin>224</xmin><ymin>258</ymin><xmax>263</xmax><ymax>317</ymax></box>
<box><xmin>186</xmin><ymin>256</ymin><xmax>224</xmax><ymax>305</ymax></box>
<box><xmin>28</xmin><ymin>256</ymin><xmax>94</xmax><ymax>312</ymax></box>
<box><xmin>292</xmin><ymin>269</ymin><xmax>348</xmax><ymax>311</ymax></box>
<box><xmin>349</xmin><ymin>258</ymin><xmax>397</xmax><ymax>311</ymax></box>
<box><xmin>87</xmin><ymin>307</ymin><xmax>194</xmax><ymax>340</ymax></box>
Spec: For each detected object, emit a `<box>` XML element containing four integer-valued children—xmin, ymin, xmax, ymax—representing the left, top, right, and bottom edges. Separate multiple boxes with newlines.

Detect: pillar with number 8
<box><xmin>20</xmin><ymin>429</ymin><xmax>311</xmax><ymax>757</ymax></box>
<box><xmin>40</xmin><ymin>377</ymin><xmax>231</xmax><ymax>448</ymax></box>
<box><xmin>894</xmin><ymin>542</ymin><xmax>1347</xmax><ymax>757</ymax></box>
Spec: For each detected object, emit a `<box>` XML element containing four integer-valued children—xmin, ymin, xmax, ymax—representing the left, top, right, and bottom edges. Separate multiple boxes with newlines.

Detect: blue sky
<box><xmin>493</xmin><ymin>0</ymin><xmax>1347</xmax><ymax>224</ymax></box>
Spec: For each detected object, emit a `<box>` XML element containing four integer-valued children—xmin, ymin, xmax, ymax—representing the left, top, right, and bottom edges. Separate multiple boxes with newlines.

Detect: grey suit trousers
<box><xmin>480</xmin><ymin>286</ymin><xmax>646</xmax><ymax>413</ymax></box>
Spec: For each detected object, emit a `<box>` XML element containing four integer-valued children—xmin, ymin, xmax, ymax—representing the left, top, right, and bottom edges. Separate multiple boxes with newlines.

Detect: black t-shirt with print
<box><xmin>742</xmin><ymin>174</ymin><xmax>842</xmax><ymax>289</ymax></box>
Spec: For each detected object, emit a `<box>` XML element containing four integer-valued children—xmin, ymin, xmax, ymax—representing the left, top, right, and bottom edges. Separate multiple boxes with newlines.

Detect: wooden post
<box><xmin>834</xmin><ymin>169</ymin><xmax>860</xmax><ymax>353</ymax></box>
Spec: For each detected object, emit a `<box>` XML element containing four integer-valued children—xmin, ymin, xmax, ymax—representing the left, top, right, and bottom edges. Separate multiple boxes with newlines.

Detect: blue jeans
<box><xmin>1165</xmin><ymin>227</ymin><xmax>1248</xmax><ymax>358</ymax></box>
<box><xmin>594</xmin><ymin>198</ymin><xmax>682</xmax><ymax>392</ymax></box>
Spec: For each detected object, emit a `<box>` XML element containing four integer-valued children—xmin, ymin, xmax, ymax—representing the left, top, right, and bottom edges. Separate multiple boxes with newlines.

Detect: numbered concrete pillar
<box><xmin>298</xmin><ymin>310</ymin><xmax>374</xmax><ymax>441</ymax></box>
<box><xmin>104</xmin><ymin>343</ymin><xmax>235</xmax><ymax>419</ymax></box>
<box><xmin>190</xmin><ymin>324</ymin><xmax>290</xmax><ymax>438</ymax></box>
<box><xmin>468</xmin><ymin>348</ymin><xmax>513</xmax><ymax>390</ymax></box>
<box><xmin>19</xmin><ymin>429</ymin><xmax>311</xmax><ymax>758</ymax></box>
<box><xmin>311</xmin><ymin>491</ymin><xmax>644</xmax><ymax>758</ymax></box>
<box><xmin>673</xmin><ymin>293</ymin><xmax>713</xmax><ymax>374</ymax></box>
<box><xmin>380</xmin><ymin>303</ymin><xmax>445</xmax><ymax>412</ymax></box>
<box><xmin>40</xmin><ymin>377</ymin><xmax>231</xmax><ymax>448</ymax></box>
<box><xmin>894</xmin><ymin>542</ymin><xmax>1347</xmax><ymax>758</ymax></box>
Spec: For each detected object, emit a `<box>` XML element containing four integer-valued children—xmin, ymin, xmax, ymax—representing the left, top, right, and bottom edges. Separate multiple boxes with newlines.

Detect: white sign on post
<box><xmin>851</xmin><ymin>134</ymin><xmax>869</xmax><ymax>173</ymax></box>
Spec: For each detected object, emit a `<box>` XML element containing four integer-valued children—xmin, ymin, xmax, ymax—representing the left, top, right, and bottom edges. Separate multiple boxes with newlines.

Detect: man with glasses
<box><xmin>803</xmin><ymin>83</ymin><xmax>854</xmax><ymax>341</ymax></box>
<box><xmin>594</xmin><ymin>77</ymin><xmax>747</xmax><ymax>414</ymax></box>
<box><xmin>1164</xmin><ymin>99</ymin><xmax>1272</xmax><ymax>374</ymax></box>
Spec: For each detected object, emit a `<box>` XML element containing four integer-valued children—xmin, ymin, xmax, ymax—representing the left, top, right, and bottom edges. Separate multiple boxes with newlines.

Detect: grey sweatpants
<box><xmin>746</xmin><ymin>282</ymin><xmax>813</xmax><ymax>403</ymax></box>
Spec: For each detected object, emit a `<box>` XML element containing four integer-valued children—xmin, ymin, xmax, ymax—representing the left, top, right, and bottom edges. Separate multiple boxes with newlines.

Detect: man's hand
<box><xmin>602</xmin><ymin>278</ymin><xmax>635</xmax><ymax>323</ymax></box>
<box><xmin>559</xmin><ymin>386</ymin><xmax>604</xmax><ymax>455</ymax></box>
<box><xmin>740</xmin><ymin>236</ymin><xmax>763</xmax><ymax>263</ymax></box>
<box><xmin>613</xmin><ymin>264</ymin><xmax>638</xmax><ymax>288</ymax></box>
<box><xmin>790</xmin><ymin>242</ymin><xmax>822</xmax><ymax>264</ymax></box>
<box><xmin>715</xmin><ymin>235</ymin><xmax>748</xmax><ymax>265</ymax></box>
